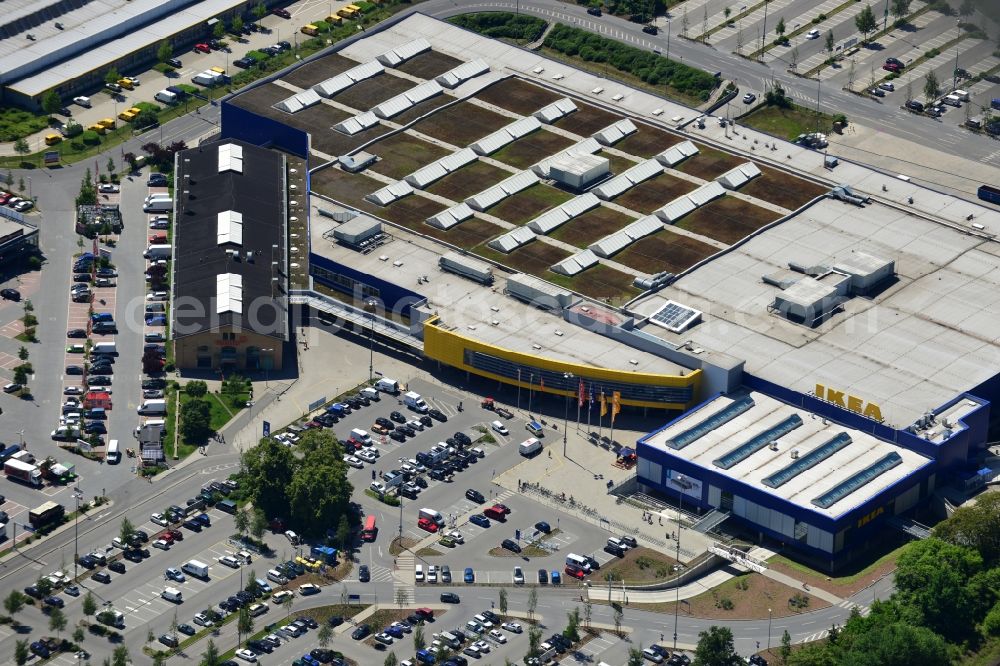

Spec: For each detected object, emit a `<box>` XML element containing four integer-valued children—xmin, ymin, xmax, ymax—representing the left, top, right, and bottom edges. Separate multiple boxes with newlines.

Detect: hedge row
<box><xmin>543</xmin><ymin>23</ymin><xmax>718</xmax><ymax>100</ymax></box>
<box><xmin>448</xmin><ymin>12</ymin><xmax>548</xmax><ymax>43</ymax></box>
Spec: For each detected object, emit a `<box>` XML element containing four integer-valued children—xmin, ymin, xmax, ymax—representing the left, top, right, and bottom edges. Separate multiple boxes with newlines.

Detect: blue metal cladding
<box><xmin>762</xmin><ymin>432</ymin><xmax>852</xmax><ymax>488</ymax></box>
<box><xmin>666</xmin><ymin>396</ymin><xmax>755</xmax><ymax>450</ymax></box>
<box><xmin>220</xmin><ymin>102</ymin><xmax>309</xmax><ymax>158</ymax></box>
<box><xmin>811</xmin><ymin>452</ymin><xmax>903</xmax><ymax>509</ymax></box>
<box><xmin>713</xmin><ymin>414</ymin><xmax>803</xmax><ymax>470</ymax></box>
<box><xmin>308</xmin><ymin>253</ymin><xmax>424</xmax><ymax>318</ymax></box>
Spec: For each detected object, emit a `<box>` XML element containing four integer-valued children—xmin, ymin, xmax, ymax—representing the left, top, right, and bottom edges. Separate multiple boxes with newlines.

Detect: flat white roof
<box><xmin>631</xmin><ymin>197</ymin><xmax>1000</xmax><ymax>427</ymax></box>
<box><xmin>641</xmin><ymin>392</ymin><xmax>932</xmax><ymax>518</ymax></box>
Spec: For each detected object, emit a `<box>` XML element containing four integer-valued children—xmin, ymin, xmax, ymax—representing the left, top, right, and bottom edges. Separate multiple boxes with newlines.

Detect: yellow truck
<box><xmin>99</xmin><ymin>118</ymin><xmax>116</xmax><ymax>130</ymax></box>
<box><xmin>301</xmin><ymin>24</ymin><xmax>319</xmax><ymax>36</ymax></box>
<box><xmin>87</xmin><ymin>124</ymin><xmax>106</xmax><ymax>134</ymax></box>
<box><xmin>324</xmin><ymin>14</ymin><xmax>343</xmax><ymax>25</ymax></box>
<box><xmin>44</xmin><ymin>134</ymin><xmax>62</xmax><ymax>146</ymax></box>
<box><xmin>118</xmin><ymin>110</ymin><xmax>136</xmax><ymax>122</ymax></box>
<box><xmin>117</xmin><ymin>78</ymin><xmax>134</xmax><ymax>90</ymax></box>
<box><xmin>338</xmin><ymin>4</ymin><xmax>360</xmax><ymax>18</ymax></box>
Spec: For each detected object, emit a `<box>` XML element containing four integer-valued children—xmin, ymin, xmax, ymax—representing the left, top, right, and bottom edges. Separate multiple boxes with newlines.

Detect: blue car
<box><xmin>416</xmin><ymin>649</ymin><xmax>436</xmax><ymax>664</ymax></box>
<box><xmin>385</xmin><ymin>625</ymin><xmax>404</xmax><ymax>639</ymax></box>
<box><xmin>300</xmin><ymin>655</ymin><xmax>320</xmax><ymax>666</ymax></box>
<box><xmin>146</xmin><ymin>315</ymin><xmax>167</xmax><ymax>326</ymax></box>
<box><xmin>463</xmin><ymin>567</ymin><xmax>475</xmax><ymax>583</ymax></box>
<box><xmin>551</xmin><ymin>570</ymin><xmax>561</xmax><ymax>585</ymax></box>
<box><xmin>469</xmin><ymin>514</ymin><xmax>490</xmax><ymax>528</ymax></box>
<box><xmin>194</xmin><ymin>512</ymin><xmax>210</xmax><ymax>527</ymax></box>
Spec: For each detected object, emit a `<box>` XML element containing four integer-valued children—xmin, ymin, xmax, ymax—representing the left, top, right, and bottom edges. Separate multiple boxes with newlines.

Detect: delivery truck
<box><xmin>376</xmin><ymin>378</ymin><xmax>400</xmax><ymax>394</ymax></box>
<box><xmin>137</xmin><ymin>399</ymin><xmax>167</xmax><ymax>415</ymax></box>
<box><xmin>28</xmin><ymin>501</ymin><xmax>65</xmax><ymax>528</ymax></box>
<box><xmin>519</xmin><ymin>437</ymin><xmax>542</xmax><ymax>457</ymax></box>
<box><xmin>418</xmin><ymin>507</ymin><xmax>445</xmax><ymax>527</ymax></box>
<box><xmin>154</xmin><ymin>89</ymin><xmax>178</xmax><ymax>104</ymax></box>
<box><xmin>182</xmin><ymin>559</ymin><xmax>209</xmax><ymax>579</ymax></box>
<box><xmin>404</xmin><ymin>391</ymin><xmax>428</xmax><ymax>413</ymax></box>
<box><xmin>5</xmin><ymin>459</ymin><xmax>42</xmax><ymax>486</ymax></box>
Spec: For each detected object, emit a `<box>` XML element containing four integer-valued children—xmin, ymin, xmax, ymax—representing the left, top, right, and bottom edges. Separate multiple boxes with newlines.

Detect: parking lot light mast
<box><xmin>73</xmin><ymin>487</ymin><xmax>84</xmax><ymax>580</ymax></box>
<box><xmin>767</xmin><ymin>607</ymin><xmax>773</xmax><ymax>651</ymax></box>
<box><xmin>365</xmin><ymin>299</ymin><xmax>377</xmax><ymax>384</ymax></box>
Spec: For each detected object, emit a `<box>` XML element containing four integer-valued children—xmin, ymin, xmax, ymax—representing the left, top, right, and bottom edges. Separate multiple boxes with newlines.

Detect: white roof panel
<box><xmin>656</xmin><ymin>196</ymin><xmax>698</xmax><ymax>223</ymax></box>
<box><xmin>367</xmin><ymin>180</ymin><xmax>414</xmax><ymax>206</ymax></box>
<box><xmin>657</xmin><ymin>140</ymin><xmax>700</xmax><ymax>167</ymax></box>
<box><xmin>217</xmin><ymin>210</ymin><xmax>243</xmax><ymax>246</ymax></box>
<box><xmin>405</xmin><ymin>80</ymin><xmax>443</xmax><ymax>104</ymax></box>
<box><xmin>275</xmin><ymin>96</ymin><xmax>303</xmax><ymax>113</ymax></box>
<box><xmin>592</xmin><ymin>175</ymin><xmax>632</xmax><ymax>200</ymax></box>
<box><xmin>624</xmin><ymin>159</ymin><xmax>664</xmax><ymax>185</ymax></box>
<box><xmin>534</xmin><ymin>97</ymin><xmax>578</xmax><ymax>123</ymax></box>
<box><xmin>377</xmin><ymin>38</ymin><xmax>431</xmax><ymax>66</ymax></box>
<box><xmin>347</xmin><ymin>60</ymin><xmax>384</xmax><ymax>81</ymax></box>
<box><xmin>527</xmin><ymin>208</ymin><xmax>571</xmax><ymax>234</ymax></box>
<box><xmin>439</xmin><ymin>147</ymin><xmax>477</xmax><ymax>172</ymax></box>
<box><xmin>623</xmin><ymin>215</ymin><xmax>663</xmax><ymax>240</ymax></box>
<box><xmin>533</xmin><ymin>138</ymin><xmax>603</xmax><ymax>177</ymax></box>
<box><xmin>216</xmin><ymin>272</ymin><xmax>243</xmax><ymax>315</ymax></box>
<box><xmin>506</xmin><ymin>116</ymin><xmax>542</xmax><ymax>139</ymax></box>
<box><xmin>688</xmin><ymin>181</ymin><xmax>726</xmax><ymax>206</ymax></box>
<box><xmin>589</xmin><ymin>231</ymin><xmax>632</xmax><ymax>258</ymax></box>
<box><xmin>560</xmin><ymin>192</ymin><xmax>601</xmax><ymax>218</ymax></box>
<box><xmin>499</xmin><ymin>170</ymin><xmax>539</xmax><ymax>195</ymax></box>
<box><xmin>467</xmin><ymin>185</ymin><xmax>507</xmax><ymax>211</ymax></box>
<box><xmin>552</xmin><ymin>249</ymin><xmax>600</xmax><ymax>275</ymax></box>
<box><xmin>373</xmin><ymin>94</ymin><xmax>414</xmax><ymax>119</ymax></box>
<box><xmin>427</xmin><ymin>202</ymin><xmax>475</xmax><ymax>229</ymax></box>
<box><xmin>218</xmin><ymin>143</ymin><xmax>243</xmax><ymax>173</ymax></box>
<box><xmin>313</xmin><ymin>73</ymin><xmax>354</xmax><ymax>97</ymax></box>
<box><xmin>436</xmin><ymin>59</ymin><xmax>490</xmax><ymax>88</ymax></box>
<box><xmin>471</xmin><ymin>129</ymin><xmax>515</xmax><ymax>155</ymax></box>
<box><xmin>489</xmin><ymin>226</ymin><xmax>537</xmax><ymax>253</ymax></box>
<box><xmin>406</xmin><ymin>162</ymin><xmax>449</xmax><ymax>188</ymax></box>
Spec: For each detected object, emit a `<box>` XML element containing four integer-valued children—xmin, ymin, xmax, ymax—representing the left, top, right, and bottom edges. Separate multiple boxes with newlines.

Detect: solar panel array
<box><xmin>811</xmin><ymin>451</ymin><xmax>901</xmax><ymax>509</ymax></box>
<box><xmin>763</xmin><ymin>433</ymin><xmax>852</xmax><ymax>489</ymax></box>
<box><xmin>712</xmin><ymin>414</ymin><xmax>804</xmax><ymax>470</ymax></box>
<box><xmin>426</xmin><ymin>202</ymin><xmax>474</xmax><ymax>230</ymax></box>
<box><xmin>656</xmin><ymin>140</ymin><xmax>699</xmax><ymax>167</ymax></box>
<box><xmin>470</xmin><ymin>116</ymin><xmax>542</xmax><ymax>155</ymax></box>
<box><xmin>649</xmin><ymin>300</ymin><xmax>702</xmax><ymax>332</ymax></box>
<box><xmin>665</xmin><ymin>396</ymin><xmax>756</xmax><ymax>450</ymax></box>
<box><xmin>405</xmin><ymin>147</ymin><xmax>478</xmax><ymax>189</ymax></box>
<box><xmin>313</xmin><ymin>60</ymin><xmax>385</xmax><ymax>97</ymax></box>
<box><xmin>334</xmin><ymin>111</ymin><xmax>380</xmax><ymax>135</ymax></box>
<box><xmin>532</xmin><ymin>138</ymin><xmax>602</xmax><ymax>177</ymax></box>
<box><xmin>366</xmin><ymin>180</ymin><xmax>414</xmax><ymax>206</ymax></box>
<box><xmin>551</xmin><ymin>249</ymin><xmax>600</xmax><ymax>276</ymax></box>
<box><xmin>717</xmin><ymin>162</ymin><xmax>763</xmax><ymax>190</ymax></box>
<box><xmin>489</xmin><ymin>226</ymin><xmax>537</xmax><ymax>253</ymax></box>
<box><xmin>533</xmin><ymin>98</ymin><xmax>578</xmax><ymax>123</ymax></box>
<box><xmin>526</xmin><ymin>192</ymin><xmax>600</xmax><ymax>234</ymax></box>
<box><xmin>593</xmin><ymin>118</ymin><xmax>638</xmax><ymax>146</ymax></box>
<box><xmin>377</xmin><ymin>38</ymin><xmax>432</xmax><ymax>67</ymax></box>
<box><xmin>436</xmin><ymin>59</ymin><xmax>490</xmax><ymax>88</ymax></box>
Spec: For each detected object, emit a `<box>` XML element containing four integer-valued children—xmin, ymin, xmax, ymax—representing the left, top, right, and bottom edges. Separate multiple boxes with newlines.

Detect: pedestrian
<box><xmin>659</xmin><ymin>516</ymin><xmax>663</xmax><ymax>526</ymax></box>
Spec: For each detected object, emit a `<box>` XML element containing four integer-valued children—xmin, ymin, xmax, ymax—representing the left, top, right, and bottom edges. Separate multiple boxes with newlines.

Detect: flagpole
<box><xmin>587</xmin><ymin>384</ymin><xmax>593</xmax><ymax>435</ymax></box>
<box><xmin>528</xmin><ymin>373</ymin><xmax>534</xmax><ymax>417</ymax></box>
<box><xmin>576</xmin><ymin>379</ymin><xmax>582</xmax><ymax>432</ymax></box>
<box><xmin>517</xmin><ymin>368</ymin><xmax>521</xmax><ymax>413</ymax></box>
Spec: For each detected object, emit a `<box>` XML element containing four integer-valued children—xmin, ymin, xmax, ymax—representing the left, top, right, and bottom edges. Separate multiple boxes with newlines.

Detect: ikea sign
<box><xmin>815</xmin><ymin>384</ymin><xmax>883</xmax><ymax>422</ymax></box>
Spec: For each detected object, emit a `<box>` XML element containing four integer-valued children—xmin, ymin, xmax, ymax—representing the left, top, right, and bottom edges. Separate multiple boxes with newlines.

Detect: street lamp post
<box><xmin>562</xmin><ymin>372</ymin><xmax>573</xmax><ymax>457</ymax></box>
<box><xmin>952</xmin><ymin>19</ymin><xmax>961</xmax><ymax>92</ymax></box>
<box><xmin>672</xmin><ymin>529</ymin><xmax>681</xmax><ymax>650</ymax></box>
<box><xmin>760</xmin><ymin>0</ymin><xmax>769</xmax><ymax>60</ymax></box>
<box><xmin>365</xmin><ymin>299</ymin><xmax>377</xmax><ymax>384</ymax></box>
<box><xmin>72</xmin><ymin>487</ymin><xmax>83</xmax><ymax>580</ymax></box>
<box><xmin>666</xmin><ymin>18</ymin><xmax>672</xmax><ymax>59</ymax></box>
<box><xmin>767</xmin><ymin>607</ymin><xmax>773</xmax><ymax>651</ymax></box>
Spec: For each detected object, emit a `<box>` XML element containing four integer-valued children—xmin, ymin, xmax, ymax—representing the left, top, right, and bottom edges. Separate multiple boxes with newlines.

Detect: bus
<box><xmin>361</xmin><ymin>515</ymin><xmax>377</xmax><ymax>542</ymax></box>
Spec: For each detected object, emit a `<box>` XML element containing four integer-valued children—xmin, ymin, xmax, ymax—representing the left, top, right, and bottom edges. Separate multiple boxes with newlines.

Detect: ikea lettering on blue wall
<box><xmin>815</xmin><ymin>384</ymin><xmax>883</xmax><ymax>422</ymax></box>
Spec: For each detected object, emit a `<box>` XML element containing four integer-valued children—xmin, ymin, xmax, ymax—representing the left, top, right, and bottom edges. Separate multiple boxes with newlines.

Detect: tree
<box><xmin>245</xmin><ymin>570</ymin><xmax>260</xmax><ymax>596</ymax></box>
<box><xmin>693</xmin><ymin>626</ymin><xmax>740</xmax><ymax>666</ymax></box>
<box><xmin>528</xmin><ymin>626</ymin><xmax>542</xmax><ymax>656</ymax></box>
<box><xmin>73</xmin><ymin>627</ymin><xmax>85</xmax><ymax>643</ymax></box>
<box><xmin>231</xmin><ymin>15</ymin><xmax>244</xmax><ymax>34</ymax></box>
<box><xmin>924</xmin><ymin>71</ymin><xmax>940</xmax><ymax>101</ymax></box>
<box><xmin>107</xmin><ymin>157</ymin><xmax>115</xmax><ymax>176</ymax></box>
<box><xmin>776</xmin><ymin>16</ymin><xmax>786</xmax><ymax>36</ymax></box>
<box><xmin>17</xmin><ymin>177</ymin><xmax>24</xmax><ymax>193</ymax></box>
<box><xmin>237</xmin><ymin>605</ymin><xmax>253</xmax><ymax>644</ymax></box>
<box><xmin>82</xmin><ymin>591</ymin><xmax>97</xmax><ymax>617</ymax></box>
<box><xmin>627</xmin><ymin>646</ymin><xmax>644</xmax><ymax>666</ymax></box>
<box><xmin>250</xmin><ymin>508</ymin><xmax>267</xmax><ymax>540</ymax></box>
<box><xmin>790</xmin><ymin>46</ymin><xmax>800</xmax><ymax>68</ymax></box>
<box><xmin>185</xmin><ymin>380</ymin><xmax>208</xmax><ymax>398</ymax></box>
<box><xmin>213</xmin><ymin>21</ymin><xmax>226</xmax><ymax>40</ymax></box>
<box><xmin>499</xmin><ymin>587</ymin><xmax>508</xmax><ymax>617</ymax></box>
<box><xmin>13</xmin><ymin>139</ymin><xmax>30</xmax><ymax>162</ymax></box>
<box><xmin>235</xmin><ymin>506</ymin><xmax>250</xmax><ymax>538</ymax></box>
<box><xmin>855</xmin><ymin>5</ymin><xmax>878</xmax><ymax>43</ymax></box>
<box><xmin>119</xmin><ymin>515</ymin><xmax>136</xmax><ymax>547</ymax></box>
<box><xmin>41</xmin><ymin>90</ymin><xmax>62</xmax><ymax>115</ymax></box>
<box><xmin>48</xmin><ymin>607</ymin><xmax>67</xmax><ymax>636</ymax></box>
<box><xmin>17</xmin><ymin>346</ymin><xmax>27</xmax><ymax>361</ymax></box>
<box><xmin>252</xmin><ymin>1</ymin><xmax>267</xmax><ymax>20</ymax></box>
<box><xmin>200</xmin><ymin>639</ymin><xmax>221</xmax><ymax>666</ymax></box>
<box><xmin>4</xmin><ymin>590</ymin><xmax>25</xmax><ymax>625</ymax></box>
<box><xmin>384</xmin><ymin>653</ymin><xmax>398</xmax><ymax>666</ymax></box>
<box><xmin>934</xmin><ymin>490</ymin><xmax>1000</xmax><ymax>566</ymax></box>
<box><xmin>564</xmin><ymin>606</ymin><xmax>581</xmax><ymax>642</ymax></box>
<box><xmin>613</xmin><ymin>606</ymin><xmax>624</xmax><ymax>636</ymax></box>
<box><xmin>781</xmin><ymin>629</ymin><xmax>792</xmax><ymax>663</ymax></box>
<box><xmin>318</xmin><ymin>623</ymin><xmax>333</xmax><ymax>648</ymax></box>
<box><xmin>4</xmin><ymin>171</ymin><xmax>12</xmax><ymax>187</ymax></box>
<box><xmin>413</xmin><ymin>625</ymin><xmax>425</xmax><ymax>650</ymax></box>
<box><xmin>157</xmin><ymin>40</ymin><xmax>173</xmax><ymax>63</ymax></box>
<box><xmin>825</xmin><ymin>30</ymin><xmax>834</xmax><ymax>53</ymax></box>
<box><xmin>584</xmin><ymin>597</ymin><xmax>593</xmax><ymax>628</ymax></box>
<box><xmin>105</xmin><ymin>67</ymin><xmax>120</xmax><ymax>85</ymax></box>
<box><xmin>724</xmin><ymin>6</ymin><xmax>732</xmax><ymax>22</ymax></box>
<box><xmin>283</xmin><ymin>591</ymin><xmax>293</xmax><ymax>617</ymax></box>
<box><xmin>180</xmin><ymin>398</ymin><xmax>212</xmax><ymax>442</ymax></box>
<box><xmin>959</xmin><ymin>0</ymin><xmax>974</xmax><ymax>18</ymax></box>
<box><xmin>336</xmin><ymin>514</ymin><xmax>351</xmax><ymax>550</ymax></box>
<box><xmin>112</xmin><ymin>646</ymin><xmax>130</xmax><ymax>666</ymax></box>
<box><xmin>528</xmin><ymin>587</ymin><xmax>538</xmax><ymax>620</ymax></box>
<box><xmin>891</xmin><ymin>0</ymin><xmax>912</xmax><ymax>20</ymax></box>
<box><xmin>14</xmin><ymin>640</ymin><xmax>28</xmax><ymax>666</ymax></box>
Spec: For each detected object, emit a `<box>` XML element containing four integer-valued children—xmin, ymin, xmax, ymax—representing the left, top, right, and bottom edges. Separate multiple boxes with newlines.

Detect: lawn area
<box><xmin>368</xmin><ymin>133</ymin><xmax>451</xmax><ymax>180</ymax></box>
<box><xmin>172</xmin><ymin>389</ymin><xmax>246</xmax><ymax>458</ymax></box>
<box><xmin>615</xmin><ymin>228</ymin><xmax>720</xmax><ymax>274</ymax></box>
<box><xmin>740</xmin><ymin>165</ymin><xmax>829</xmax><ymax>211</ymax></box>
<box><xmin>414</xmin><ymin>101</ymin><xmax>513</xmax><ymax>146</ymax></box>
<box><xmin>675</xmin><ymin>196</ymin><xmax>781</xmax><ymax>244</ymax></box>
<box><xmin>613</xmin><ymin>172</ymin><xmax>697</xmax><ymax>214</ymax></box>
<box><xmin>425</xmin><ymin>160</ymin><xmax>510</xmax><ymax>201</ymax></box>
<box><xmin>490</xmin><ymin>129</ymin><xmax>575</xmax><ymax>169</ymax></box>
<box><xmin>615</xmin><ymin>125</ymin><xmax>683</xmax><ymax>158</ymax></box>
<box><xmin>0</xmin><ymin>106</ymin><xmax>50</xmax><ymax>142</ymax></box>
<box><xmin>740</xmin><ymin>103</ymin><xmax>838</xmax><ymax>141</ymax></box>
<box><xmin>767</xmin><ymin>540</ymin><xmax>907</xmax><ymax>597</ymax></box>
<box><xmin>475</xmin><ymin>78</ymin><xmax>562</xmax><ymax>116</ymax></box>
<box><xmin>599</xmin><ymin>547</ymin><xmax>679</xmax><ymax>585</ymax></box>
<box><xmin>486</xmin><ymin>183</ymin><xmax>574</xmax><ymax>225</ymax></box>
<box><xmin>677</xmin><ymin>146</ymin><xmax>749</xmax><ymax>181</ymax></box>
<box><xmin>394</xmin><ymin>50</ymin><xmax>465</xmax><ymax>78</ymax></box>
<box><xmin>546</xmin><ymin>263</ymin><xmax>641</xmax><ymax>305</ymax></box>
<box><xmin>552</xmin><ymin>101</ymin><xmax>620</xmax><ymax>136</ymax></box>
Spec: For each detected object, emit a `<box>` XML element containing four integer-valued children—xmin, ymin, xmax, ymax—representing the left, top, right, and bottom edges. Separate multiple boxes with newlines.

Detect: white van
<box><xmin>73</xmin><ymin>96</ymin><xmax>92</xmax><ymax>108</ymax></box>
<box><xmin>267</xmin><ymin>568</ymin><xmax>288</xmax><ymax>585</ymax></box>
<box><xmin>106</xmin><ymin>439</ymin><xmax>120</xmax><ymax>464</ymax></box>
<box><xmin>952</xmin><ymin>89</ymin><xmax>970</xmax><ymax>101</ymax></box>
<box><xmin>154</xmin><ymin>90</ymin><xmax>178</xmax><ymax>104</ymax></box>
<box><xmin>137</xmin><ymin>399</ymin><xmax>167</xmax><ymax>415</ymax></box>
<box><xmin>161</xmin><ymin>587</ymin><xmax>183</xmax><ymax>603</ymax></box>
<box><xmin>607</xmin><ymin>537</ymin><xmax>629</xmax><ymax>552</ymax></box>
<box><xmin>375</xmin><ymin>378</ymin><xmax>399</xmax><ymax>394</ymax></box>
<box><xmin>565</xmin><ymin>553</ymin><xmax>591</xmax><ymax>573</ymax></box>
<box><xmin>92</xmin><ymin>341</ymin><xmax>117</xmax><ymax>355</ymax></box>
<box><xmin>360</xmin><ymin>387</ymin><xmax>380</xmax><ymax>401</ymax></box>
<box><xmin>415</xmin><ymin>564</ymin><xmax>424</xmax><ymax>582</ymax></box>
<box><xmin>350</xmin><ymin>428</ymin><xmax>372</xmax><ymax>445</ymax></box>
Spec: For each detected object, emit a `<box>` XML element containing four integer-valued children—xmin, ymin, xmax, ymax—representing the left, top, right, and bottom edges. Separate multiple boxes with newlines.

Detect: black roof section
<box><xmin>171</xmin><ymin>138</ymin><xmax>288</xmax><ymax>341</ymax></box>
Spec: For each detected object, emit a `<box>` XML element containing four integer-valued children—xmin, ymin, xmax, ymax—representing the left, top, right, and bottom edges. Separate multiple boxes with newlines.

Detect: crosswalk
<box><xmin>798</xmin><ymin>601</ymin><xmax>870</xmax><ymax>643</ymax></box>
<box><xmin>394</xmin><ymin>552</ymin><xmax>415</xmax><ymax>605</ymax></box>
<box><xmin>367</xmin><ymin>563</ymin><xmax>394</xmax><ymax>583</ymax></box>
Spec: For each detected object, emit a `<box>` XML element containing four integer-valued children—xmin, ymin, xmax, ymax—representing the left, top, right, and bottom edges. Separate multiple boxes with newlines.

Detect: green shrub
<box><xmin>134</xmin><ymin>102</ymin><xmax>161</xmax><ymax>113</ymax></box>
<box><xmin>312</xmin><ymin>19</ymin><xmax>330</xmax><ymax>32</ymax></box>
<box><xmin>718</xmin><ymin>597</ymin><xmax>734</xmax><ymax>610</ymax></box>
<box><xmin>64</xmin><ymin>121</ymin><xmax>83</xmax><ymax>138</ymax></box>
<box><xmin>449</xmin><ymin>12</ymin><xmax>547</xmax><ymax>43</ymax></box>
<box><xmin>81</xmin><ymin>130</ymin><xmax>100</xmax><ymax>145</ymax></box>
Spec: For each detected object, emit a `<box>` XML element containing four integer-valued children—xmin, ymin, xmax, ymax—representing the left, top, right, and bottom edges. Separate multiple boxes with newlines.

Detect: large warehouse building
<box><xmin>212</xmin><ymin>12</ymin><xmax>1000</xmax><ymax>569</ymax></box>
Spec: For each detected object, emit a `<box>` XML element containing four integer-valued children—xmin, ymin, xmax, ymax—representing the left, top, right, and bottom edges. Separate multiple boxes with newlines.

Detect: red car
<box><xmin>160</xmin><ymin>531</ymin><xmax>174</xmax><ymax>543</ymax></box>
<box><xmin>565</xmin><ymin>564</ymin><xmax>586</xmax><ymax>579</ymax></box>
<box><xmin>272</xmin><ymin>7</ymin><xmax>291</xmax><ymax>18</ymax></box>
<box><xmin>0</xmin><ymin>193</ymin><xmax>10</xmax><ymax>204</ymax></box>
<box><xmin>483</xmin><ymin>506</ymin><xmax>506</xmax><ymax>521</ymax></box>
<box><xmin>494</xmin><ymin>503</ymin><xmax>511</xmax><ymax>515</ymax></box>
<box><xmin>167</xmin><ymin>529</ymin><xmax>183</xmax><ymax>541</ymax></box>
<box><xmin>194</xmin><ymin>43</ymin><xmax>211</xmax><ymax>54</ymax></box>
<box><xmin>417</xmin><ymin>517</ymin><xmax>438</xmax><ymax>533</ymax></box>
<box><xmin>882</xmin><ymin>62</ymin><xmax>901</xmax><ymax>73</ymax></box>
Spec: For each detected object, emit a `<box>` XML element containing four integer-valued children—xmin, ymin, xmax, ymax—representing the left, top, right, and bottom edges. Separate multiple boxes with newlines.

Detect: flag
<box><xmin>611</xmin><ymin>391</ymin><xmax>621</xmax><ymax>423</ymax></box>
<box><xmin>599</xmin><ymin>390</ymin><xmax>607</xmax><ymax>417</ymax></box>
<box><xmin>539</xmin><ymin>376</ymin><xmax>544</xmax><ymax>389</ymax></box>
<box><xmin>589</xmin><ymin>384</ymin><xmax>594</xmax><ymax>406</ymax></box>
<box><xmin>517</xmin><ymin>368</ymin><xmax>521</xmax><ymax>383</ymax></box>
<box><xmin>578</xmin><ymin>378</ymin><xmax>585</xmax><ymax>408</ymax></box>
